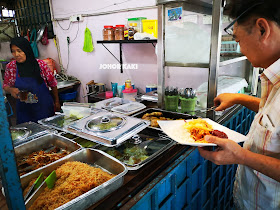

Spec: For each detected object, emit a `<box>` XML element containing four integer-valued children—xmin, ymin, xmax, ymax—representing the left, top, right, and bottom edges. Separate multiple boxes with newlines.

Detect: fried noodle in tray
<box><xmin>158</xmin><ymin>118</ymin><xmax>247</xmax><ymax>146</ymax></box>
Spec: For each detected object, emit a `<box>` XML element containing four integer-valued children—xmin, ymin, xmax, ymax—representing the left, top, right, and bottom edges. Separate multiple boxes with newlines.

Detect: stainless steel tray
<box><xmin>59</xmin><ymin>132</ymin><xmax>99</xmax><ymax>148</ymax></box>
<box><xmin>96</xmin><ymin>128</ymin><xmax>176</xmax><ymax>170</ymax></box>
<box><xmin>68</xmin><ymin>111</ymin><xmax>150</xmax><ymax>147</ymax></box>
<box><xmin>11</xmin><ymin>122</ymin><xmax>54</xmax><ymax>146</ymax></box>
<box><xmin>38</xmin><ymin>113</ymin><xmax>86</xmax><ymax>132</ymax></box>
<box><xmin>15</xmin><ymin>133</ymin><xmax>81</xmax><ymax>176</ymax></box>
<box><xmin>20</xmin><ymin>148</ymin><xmax>128</xmax><ymax>209</ymax></box>
<box><xmin>132</xmin><ymin>108</ymin><xmax>197</xmax><ymax>131</ymax></box>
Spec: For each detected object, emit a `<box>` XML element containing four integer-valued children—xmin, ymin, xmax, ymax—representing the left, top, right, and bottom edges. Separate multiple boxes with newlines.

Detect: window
<box><xmin>14</xmin><ymin>0</ymin><xmax>54</xmax><ymax>38</ymax></box>
<box><xmin>1</xmin><ymin>6</ymin><xmax>15</xmax><ymax>21</ymax></box>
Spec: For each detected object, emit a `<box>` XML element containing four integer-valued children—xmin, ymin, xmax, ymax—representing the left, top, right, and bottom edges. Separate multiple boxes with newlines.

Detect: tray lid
<box><xmin>10</xmin><ymin>127</ymin><xmax>31</xmax><ymax>142</ymax></box>
<box><xmin>11</xmin><ymin>122</ymin><xmax>54</xmax><ymax>146</ymax></box>
<box><xmin>68</xmin><ymin>110</ymin><xmax>150</xmax><ymax>146</ymax></box>
<box><xmin>86</xmin><ymin>114</ymin><xmax>126</xmax><ymax>132</ymax></box>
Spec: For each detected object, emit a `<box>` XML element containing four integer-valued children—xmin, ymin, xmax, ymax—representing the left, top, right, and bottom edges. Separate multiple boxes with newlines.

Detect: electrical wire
<box><xmin>57</xmin><ymin>20</ymin><xmax>72</xmax><ymax>30</ymax></box>
<box><xmin>66</xmin><ymin>41</ymin><xmax>70</xmax><ymax>72</ymax></box>
<box><xmin>70</xmin><ymin>20</ymin><xmax>79</xmax><ymax>43</ymax></box>
<box><xmin>53</xmin><ymin>0</ymin><xmax>135</xmax><ymax>17</ymax></box>
<box><xmin>65</xmin><ymin>20</ymin><xmax>79</xmax><ymax>72</ymax></box>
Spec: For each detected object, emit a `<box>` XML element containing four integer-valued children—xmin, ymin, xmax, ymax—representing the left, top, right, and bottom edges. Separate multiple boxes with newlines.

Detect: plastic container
<box><xmin>164</xmin><ymin>95</ymin><xmax>179</xmax><ymax>112</ymax></box>
<box><xmin>117</xmin><ymin>85</ymin><xmax>124</xmax><ymax>98</ymax></box>
<box><xmin>146</xmin><ymin>85</ymin><xmax>157</xmax><ymax>93</ymax></box>
<box><xmin>180</xmin><ymin>97</ymin><xmax>197</xmax><ymax>113</ymax></box>
<box><xmin>127</xmin><ymin>17</ymin><xmax>147</xmax><ymax>33</ymax></box>
<box><xmin>61</xmin><ymin>106</ymin><xmax>91</xmax><ymax>118</ymax></box>
<box><xmin>125</xmin><ymin>80</ymin><xmax>132</xmax><ymax>89</ymax></box>
<box><xmin>106</xmin><ymin>91</ymin><xmax>113</xmax><ymax>99</ymax></box>
<box><xmin>111</xmin><ymin>82</ymin><xmax>118</xmax><ymax>97</ymax></box>
<box><xmin>103</xmin><ymin>25</ymin><xmax>114</xmax><ymax>41</ymax></box>
<box><xmin>221</xmin><ymin>41</ymin><xmax>240</xmax><ymax>53</ymax></box>
<box><xmin>115</xmin><ymin>25</ymin><xmax>125</xmax><ymax>40</ymax></box>
<box><xmin>142</xmin><ymin>19</ymin><xmax>158</xmax><ymax>38</ymax></box>
<box><xmin>59</xmin><ymin>90</ymin><xmax>77</xmax><ymax>101</ymax></box>
<box><xmin>128</xmin><ymin>23</ymin><xmax>137</xmax><ymax>40</ymax></box>
<box><xmin>122</xmin><ymin>88</ymin><xmax>137</xmax><ymax>101</ymax></box>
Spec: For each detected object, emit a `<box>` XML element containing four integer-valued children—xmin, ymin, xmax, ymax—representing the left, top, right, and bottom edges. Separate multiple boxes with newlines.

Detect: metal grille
<box><xmin>14</xmin><ymin>0</ymin><xmax>54</xmax><ymax>38</ymax></box>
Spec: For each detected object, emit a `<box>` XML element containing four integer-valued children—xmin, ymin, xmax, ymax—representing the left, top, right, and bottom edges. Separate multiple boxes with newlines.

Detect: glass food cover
<box><xmin>96</xmin><ymin>127</ymin><xmax>175</xmax><ymax>170</ymax></box>
<box><xmin>68</xmin><ymin>110</ymin><xmax>150</xmax><ymax>147</ymax></box>
<box><xmin>86</xmin><ymin>115</ymin><xmax>125</xmax><ymax>132</ymax></box>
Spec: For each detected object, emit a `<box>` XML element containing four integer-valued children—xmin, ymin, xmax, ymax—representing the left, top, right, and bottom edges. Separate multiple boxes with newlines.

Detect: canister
<box><xmin>115</xmin><ymin>25</ymin><xmax>125</xmax><ymax>40</ymax></box>
<box><xmin>146</xmin><ymin>84</ymin><xmax>157</xmax><ymax>93</ymax></box>
<box><xmin>125</xmin><ymin>80</ymin><xmax>132</xmax><ymax>89</ymax></box>
<box><xmin>103</xmin><ymin>26</ymin><xmax>114</xmax><ymax>41</ymax></box>
<box><xmin>127</xmin><ymin>17</ymin><xmax>147</xmax><ymax>33</ymax></box>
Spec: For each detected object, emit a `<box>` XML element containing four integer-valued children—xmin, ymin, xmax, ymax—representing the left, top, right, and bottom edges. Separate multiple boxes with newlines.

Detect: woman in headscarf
<box><xmin>3</xmin><ymin>37</ymin><xmax>60</xmax><ymax>124</ymax></box>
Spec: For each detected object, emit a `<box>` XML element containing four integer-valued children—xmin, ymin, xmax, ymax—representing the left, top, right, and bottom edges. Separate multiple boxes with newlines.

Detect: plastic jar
<box><xmin>115</xmin><ymin>25</ymin><xmax>125</xmax><ymax>40</ymax></box>
<box><xmin>103</xmin><ymin>25</ymin><xmax>114</xmax><ymax>41</ymax></box>
<box><xmin>128</xmin><ymin>23</ymin><xmax>137</xmax><ymax>40</ymax></box>
<box><xmin>122</xmin><ymin>88</ymin><xmax>137</xmax><ymax>101</ymax></box>
<box><xmin>125</xmin><ymin>80</ymin><xmax>132</xmax><ymax>89</ymax></box>
<box><xmin>127</xmin><ymin>17</ymin><xmax>146</xmax><ymax>32</ymax></box>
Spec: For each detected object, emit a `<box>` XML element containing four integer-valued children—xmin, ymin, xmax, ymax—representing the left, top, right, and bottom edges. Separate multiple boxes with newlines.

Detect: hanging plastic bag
<box><xmin>83</xmin><ymin>27</ymin><xmax>94</xmax><ymax>52</ymax></box>
<box><xmin>30</xmin><ymin>29</ymin><xmax>39</xmax><ymax>58</ymax></box>
<box><xmin>41</xmin><ymin>26</ymin><xmax>49</xmax><ymax>45</ymax></box>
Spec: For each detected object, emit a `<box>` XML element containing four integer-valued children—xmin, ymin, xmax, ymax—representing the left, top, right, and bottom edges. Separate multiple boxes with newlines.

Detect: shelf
<box><xmin>219</xmin><ymin>56</ymin><xmax>247</xmax><ymax>66</ymax></box>
<box><xmin>165</xmin><ymin>62</ymin><xmax>209</xmax><ymax>68</ymax></box>
<box><xmin>97</xmin><ymin>40</ymin><xmax>157</xmax><ymax>73</ymax></box>
<box><xmin>164</xmin><ymin>55</ymin><xmax>247</xmax><ymax>68</ymax></box>
<box><xmin>97</xmin><ymin>40</ymin><xmax>157</xmax><ymax>44</ymax></box>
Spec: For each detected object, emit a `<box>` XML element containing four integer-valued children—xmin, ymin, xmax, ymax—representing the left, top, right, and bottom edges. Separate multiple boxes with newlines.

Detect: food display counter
<box><xmin>0</xmin><ymin>98</ymin><xmax>255</xmax><ymax>209</ymax></box>
<box><xmin>89</xmin><ymin>104</ymin><xmax>255</xmax><ymax>209</ymax></box>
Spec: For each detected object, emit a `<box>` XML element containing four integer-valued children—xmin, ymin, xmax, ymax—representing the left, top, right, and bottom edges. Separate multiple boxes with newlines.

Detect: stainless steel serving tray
<box><xmin>15</xmin><ymin>133</ymin><xmax>81</xmax><ymax>176</ymax></box>
<box><xmin>96</xmin><ymin>128</ymin><xmax>176</xmax><ymax>170</ymax></box>
<box><xmin>20</xmin><ymin>148</ymin><xmax>128</xmax><ymax>210</ymax></box>
<box><xmin>59</xmin><ymin>132</ymin><xmax>99</xmax><ymax>148</ymax></box>
<box><xmin>132</xmin><ymin>108</ymin><xmax>197</xmax><ymax>131</ymax></box>
<box><xmin>11</xmin><ymin>121</ymin><xmax>54</xmax><ymax>146</ymax></box>
<box><xmin>68</xmin><ymin>110</ymin><xmax>150</xmax><ymax>147</ymax></box>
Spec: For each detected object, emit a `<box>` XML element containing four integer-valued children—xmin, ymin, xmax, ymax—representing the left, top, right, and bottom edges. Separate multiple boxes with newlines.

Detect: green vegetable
<box><xmin>11</xmin><ymin>130</ymin><xmax>26</xmax><ymax>141</ymax></box>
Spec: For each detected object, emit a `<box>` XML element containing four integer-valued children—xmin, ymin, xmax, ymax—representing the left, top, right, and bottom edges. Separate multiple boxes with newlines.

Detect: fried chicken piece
<box><xmin>142</xmin><ymin>113</ymin><xmax>151</xmax><ymax>119</ymax></box>
<box><xmin>150</xmin><ymin>118</ymin><xmax>159</xmax><ymax>127</ymax></box>
<box><xmin>150</xmin><ymin>112</ymin><xmax>163</xmax><ymax>117</ymax></box>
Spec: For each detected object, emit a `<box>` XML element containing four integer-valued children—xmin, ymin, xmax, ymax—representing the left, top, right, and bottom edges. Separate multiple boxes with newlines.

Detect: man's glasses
<box><xmin>224</xmin><ymin>2</ymin><xmax>263</xmax><ymax>36</ymax></box>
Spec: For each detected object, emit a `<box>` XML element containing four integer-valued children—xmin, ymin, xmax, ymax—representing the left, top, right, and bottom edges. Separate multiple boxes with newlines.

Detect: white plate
<box><xmin>158</xmin><ymin>118</ymin><xmax>248</xmax><ymax>146</ymax></box>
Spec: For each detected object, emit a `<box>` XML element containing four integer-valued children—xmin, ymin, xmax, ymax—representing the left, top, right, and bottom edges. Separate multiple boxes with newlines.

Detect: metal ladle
<box><xmin>185</xmin><ymin>88</ymin><xmax>191</xmax><ymax>98</ymax></box>
<box><xmin>191</xmin><ymin>89</ymin><xmax>196</xmax><ymax>98</ymax></box>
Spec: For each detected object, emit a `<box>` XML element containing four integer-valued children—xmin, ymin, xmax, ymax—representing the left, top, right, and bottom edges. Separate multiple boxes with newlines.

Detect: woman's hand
<box><xmin>54</xmin><ymin>101</ymin><xmax>61</xmax><ymax>112</ymax></box>
<box><xmin>198</xmin><ymin>135</ymin><xmax>245</xmax><ymax>165</ymax></box>
<box><xmin>9</xmin><ymin>87</ymin><xmax>20</xmax><ymax>99</ymax></box>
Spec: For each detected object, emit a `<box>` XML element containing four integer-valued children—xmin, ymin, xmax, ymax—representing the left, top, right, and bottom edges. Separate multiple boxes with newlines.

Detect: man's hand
<box><xmin>198</xmin><ymin>135</ymin><xmax>245</xmax><ymax>165</ymax></box>
<box><xmin>214</xmin><ymin>93</ymin><xmax>260</xmax><ymax>112</ymax></box>
<box><xmin>214</xmin><ymin>93</ymin><xmax>238</xmax><ymax>111</ymax></box>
